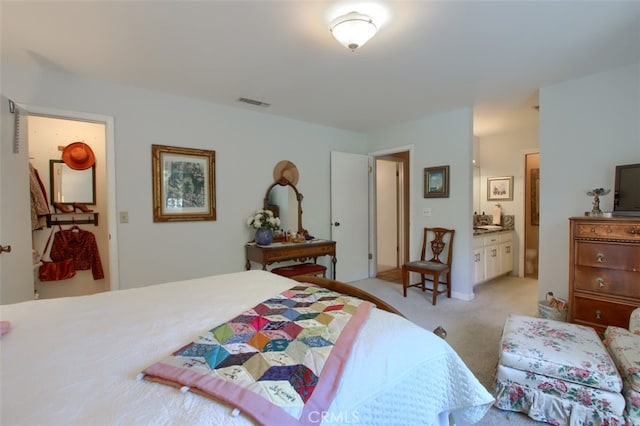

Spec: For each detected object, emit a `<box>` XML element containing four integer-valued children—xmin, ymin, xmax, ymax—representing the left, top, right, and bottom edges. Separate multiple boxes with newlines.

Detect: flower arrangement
<box><xmin>247</xmin><ymin>209</ymin><xmax>281</xmax><ymax>230</ymax></box>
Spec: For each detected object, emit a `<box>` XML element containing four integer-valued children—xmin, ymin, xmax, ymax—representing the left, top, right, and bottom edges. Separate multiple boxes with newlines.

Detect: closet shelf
<box><xmin>45</xmin><ymin>212</ymin><xmax>99</xmax><ymax>227</ymax></box>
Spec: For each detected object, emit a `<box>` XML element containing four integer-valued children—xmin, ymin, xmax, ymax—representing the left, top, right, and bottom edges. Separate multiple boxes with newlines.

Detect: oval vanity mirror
<box><xmin>49</xmin><ymin>160</ymin><xmax>96</xmax><ymax>205</ymax></box>
<box><xmin>264</xmin><ymin>178</ymin><xmax>305</xmax><ymax>236</ymax></box>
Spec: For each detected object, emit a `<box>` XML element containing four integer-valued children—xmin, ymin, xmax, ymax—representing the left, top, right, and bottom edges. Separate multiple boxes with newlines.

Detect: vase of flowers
<box><xmin>247</xmin><ymin>209</ymin><xmax>281</xmax><ymax>246</ymax></box>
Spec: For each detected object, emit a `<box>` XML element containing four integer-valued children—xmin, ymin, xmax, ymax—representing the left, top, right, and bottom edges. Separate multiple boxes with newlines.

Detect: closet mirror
<box><xmin>264</xmin><ymin>178</ymin><xmax>305</xmax><ymax>235</ymax></box>
<box><xmin>49</xmin><ymin>160</ymin><xmax>96</xmax><ymax>205</ymax></box>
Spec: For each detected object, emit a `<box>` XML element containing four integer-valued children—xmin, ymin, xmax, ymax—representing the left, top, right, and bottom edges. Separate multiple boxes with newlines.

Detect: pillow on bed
<box><xmin>0</xmin><ymin>320</ymin><xmax>10</xmax><ymax>336</ymax></box>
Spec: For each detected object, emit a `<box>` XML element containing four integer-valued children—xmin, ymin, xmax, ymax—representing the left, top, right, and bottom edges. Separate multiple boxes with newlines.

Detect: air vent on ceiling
<box><xmin>238</xmin><ymin>97</ymin><xmax>271</xmax><ymax>108</ymax></box>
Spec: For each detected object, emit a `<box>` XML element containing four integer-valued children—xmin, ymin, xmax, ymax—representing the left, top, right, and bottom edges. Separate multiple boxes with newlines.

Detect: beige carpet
<box><xmin>350</xmin><ymin>274</ymin><xmax>544</xmax><ymax>425</ymax></box>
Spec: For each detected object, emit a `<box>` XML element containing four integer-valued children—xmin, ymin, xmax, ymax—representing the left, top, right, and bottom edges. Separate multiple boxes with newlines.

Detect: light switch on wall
<box><xmin>119</xmin><ymin>211</ymin><xmax>129</xmax><ymax>224</ymax></box>
<box><xmin>423</xmin><ymin>207</ymin><xmax>432</xmax><ymax>216</ymax></box>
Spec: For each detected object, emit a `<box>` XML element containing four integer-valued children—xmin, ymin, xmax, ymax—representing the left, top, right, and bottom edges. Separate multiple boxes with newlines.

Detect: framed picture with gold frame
<box><xmin>152</xmin><ymin>144</ymin><xmax>216</xmax><ymax>222</ymax></box>
<box><xmin>424</xmin><ymin>165</ymin><xmax>449</xmax><ymax>198</ymax></box>
<box><xmin>487</xmin><ymin>176</ymin><xmax>514</xmax><ymax>201</ymax></box>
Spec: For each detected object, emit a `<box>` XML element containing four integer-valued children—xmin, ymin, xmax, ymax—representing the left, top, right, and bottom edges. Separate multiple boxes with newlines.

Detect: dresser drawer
<box><xmin>574</xmin><ymin>222</ymin><xmax>640</xmax><ymax>241</ymax></box>
<box><xmin>572</xmin><ymin>296</ymin><xmax>638</xmax><ymax>330</ymax></box>
<box><xmin>573</xmin><ymin>266</ymin><xmax>640</xmax><ymax>299</ymax></box>
<box><xmin>575</xmin><ymin>241</ymin><xmax>640</xmax><ymax>271</ymax></box>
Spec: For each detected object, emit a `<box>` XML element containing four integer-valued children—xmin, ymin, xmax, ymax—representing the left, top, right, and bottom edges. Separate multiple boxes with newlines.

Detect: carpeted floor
<box><xmin>350</xmin><ymin>274</ymin><xmax>544</xmax><ymax>425</ymax></box>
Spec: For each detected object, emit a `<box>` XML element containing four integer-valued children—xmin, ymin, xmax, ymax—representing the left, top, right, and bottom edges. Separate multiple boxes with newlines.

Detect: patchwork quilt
<box><xmin>142</xmin><ymin>284</ymin><xmax>373</xmax><ymax>426</ymax></box>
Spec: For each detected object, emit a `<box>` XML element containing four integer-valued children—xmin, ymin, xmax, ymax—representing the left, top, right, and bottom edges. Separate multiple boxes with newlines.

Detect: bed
<box><xmin>0</xmin><ymin>270</ymin><xmax>493</xmax><ymax>425</ymax></box>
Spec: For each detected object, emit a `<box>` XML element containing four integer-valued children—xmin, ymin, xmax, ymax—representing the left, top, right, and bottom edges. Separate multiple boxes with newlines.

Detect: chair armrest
<box><xmin>630</xmin><ymin>307</ymin><xmax>640</xmax><ymax>334</ymax></box>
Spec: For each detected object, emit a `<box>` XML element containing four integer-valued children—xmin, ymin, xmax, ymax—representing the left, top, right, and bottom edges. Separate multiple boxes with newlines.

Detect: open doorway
<box><xmin>29</xmin><ymin>115</ymin><xmax>112</xmax><ymax>299</ymax></box>
<box><xmin>524</xmin><ymin>152</ymin><xmax>540</xmax><ymax>278</ymax></box>
<box><xmin>375</xmin><ymin>151</ymin><xmax>409</xmax><ymax>284</ymax></box>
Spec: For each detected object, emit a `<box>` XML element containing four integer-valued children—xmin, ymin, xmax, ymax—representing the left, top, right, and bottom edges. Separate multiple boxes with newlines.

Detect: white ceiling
<box><xmin>2</xmin><ymin>1</ymin><xmax>639</xmax><ymax>136</ymax></box>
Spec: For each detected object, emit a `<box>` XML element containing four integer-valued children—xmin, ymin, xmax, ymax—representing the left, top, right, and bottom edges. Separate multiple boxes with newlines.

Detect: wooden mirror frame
<box><xmin>264</xmin><ymin>177</ymin><xmax>307</xmax><ymax>237</ymax></box>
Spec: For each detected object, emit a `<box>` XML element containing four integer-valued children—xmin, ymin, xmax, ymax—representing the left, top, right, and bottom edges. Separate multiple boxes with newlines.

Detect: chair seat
<box><xmin>271</xmin><ymin>263</ymin><xmax>326</xmax><ymax>278</ymax></box>
<box><xmin>404</xmin><ymin>261</ymin><xmax>449</xmax><ymax>272</ymax></box>
<box><xmin>494</xmin><ymin>314</ymin><xmax>626</xmax><ymax>425</ymax></box>
<box><xmin>500</xmin><ymin>314</ymin><xmax>621</xmax><ymax>392</ymax></box>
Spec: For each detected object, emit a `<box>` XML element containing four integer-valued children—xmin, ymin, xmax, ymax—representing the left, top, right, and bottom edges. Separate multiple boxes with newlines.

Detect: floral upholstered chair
<box><xmin>493</xmin><ymin>314</ymin><xmax>625</xmax><ymax>425</ymax></box>
<box><xmin>604</xmin><ymin>307</ymin><xmax>640</xmax><ymax>426</ymax></box>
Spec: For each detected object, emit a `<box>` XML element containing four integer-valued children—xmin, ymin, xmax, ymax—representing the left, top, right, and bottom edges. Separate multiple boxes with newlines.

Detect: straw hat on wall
<box><xmin>62</xmin><ymin>142</ymin><xmax>95</xmax><ymax>170</ymax></box>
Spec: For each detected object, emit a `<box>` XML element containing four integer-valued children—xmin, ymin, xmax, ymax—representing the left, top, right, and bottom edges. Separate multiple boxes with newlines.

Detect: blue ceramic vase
<box><xmin>255</xmin><ymin>227</ymin><xmax>274</xmax><ymax>245</ymax></box>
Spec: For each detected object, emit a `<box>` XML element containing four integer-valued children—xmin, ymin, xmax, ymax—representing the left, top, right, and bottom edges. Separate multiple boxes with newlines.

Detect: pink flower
<box><xmin>538</xmin><ymin>382</ymin><xmax>553</xmax><ymax>391</ymax></box>
<box><xmin>553</xmin><ymin>380</ymin><xmax>568</xmax><ymax>393</ymax></box>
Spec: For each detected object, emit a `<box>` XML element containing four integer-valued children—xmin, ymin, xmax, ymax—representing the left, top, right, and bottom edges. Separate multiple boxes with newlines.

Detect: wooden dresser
<box><xmin>569</xmin><ymin>217</ymin><xmax>640</xmax><ymax>334</ymax></box>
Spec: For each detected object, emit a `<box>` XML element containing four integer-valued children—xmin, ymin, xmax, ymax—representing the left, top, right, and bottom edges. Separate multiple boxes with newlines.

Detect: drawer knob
<box><xmin>596</xmin><ymin>277</ymin><xmax>605</xmax><ymax>288</ymax></box>
<box><xmin>595</xmin><ymin>310</ymin><xmax>602</xmax><ymax>320</ymax></box>
<box><xmin>629</xmin><ymin>228</ymin><xmax>639</xmax><ymax>235</ymax></box>
<box><xmin>596</xmin><ymin>253</ymin><xmax>605</xmax><ymax>263</ymax></box>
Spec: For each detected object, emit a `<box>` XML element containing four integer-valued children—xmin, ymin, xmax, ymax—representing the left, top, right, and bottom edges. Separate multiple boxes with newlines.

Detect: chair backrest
<box><xmin>419</xmin><ymin>227</ymin><xmax>455</xmax><ymax>266</ymax></box>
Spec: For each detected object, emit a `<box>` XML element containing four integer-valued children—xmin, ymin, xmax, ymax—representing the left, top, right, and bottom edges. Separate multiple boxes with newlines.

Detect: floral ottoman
<box><xmin>604</xmin><ymin>323</ymin><xmax>640</xmax><ymax>425</ymax></box>
<box><xmin>493</xmin><ymin>314</ymin><xmax>625</xmax><ymax>425</ymax></box>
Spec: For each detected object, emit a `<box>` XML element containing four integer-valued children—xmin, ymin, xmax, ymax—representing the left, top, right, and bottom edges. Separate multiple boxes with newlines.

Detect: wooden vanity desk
<box><xmin>245</xmin><ymin>240</ymin><xmax>337</xmax><ymax>279</ymax></box>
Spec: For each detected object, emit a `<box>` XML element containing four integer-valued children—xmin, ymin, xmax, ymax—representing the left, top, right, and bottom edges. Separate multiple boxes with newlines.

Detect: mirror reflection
<box><xmin>49</xmin><ymin>160</ymin><xmax>96</xmax><ymax>205</ymax></box>
<box><xmin>473</xmin><ymin>165</ymin><xmax>481</xmax><ymax>214</ymax></box>
<box><xmin>264</xmin><ymin>178</ymin><xmax>305</xmax><ymax>236</ymax></box>
<box><xmin>267</xmin><ymin>185</ymin><xmax>298</xmax><ymax>232</ymax></box>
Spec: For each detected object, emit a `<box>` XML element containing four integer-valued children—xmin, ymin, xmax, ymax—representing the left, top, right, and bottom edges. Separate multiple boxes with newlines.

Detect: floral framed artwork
<box><xmin>487</xmin><ymin>176</ymin><xmax>514</xmax><ymax>201</ymax></box>
<box><xmin>152</xmin><ymin>144</ymin><xmax>216</xmax><ymax>222</ymax></box>
<box><xmin>424</xmin><ymin>165</ymin><xmax>449</xmax><ymax>198</ymax></box>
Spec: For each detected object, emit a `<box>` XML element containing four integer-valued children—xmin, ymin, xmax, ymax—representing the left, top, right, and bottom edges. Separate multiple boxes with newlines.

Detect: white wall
<box><xmin>1</xmin><ymin>62</ymin><xmax>367</xmax><ymax>290</ymax></box>
<box><xmin>476</xmin><ymin>125</ymin><xmax>540</xmax><ymax>276</ymax></box>
<box><xmin>538</xmin><ymin>63</ymin><xmax>640</xmax><ymax>300</ymax></box>
<box><xmin>368</xmin><ymin>108</ymin><xmax>476</xmax><ymax>300</ymax></box>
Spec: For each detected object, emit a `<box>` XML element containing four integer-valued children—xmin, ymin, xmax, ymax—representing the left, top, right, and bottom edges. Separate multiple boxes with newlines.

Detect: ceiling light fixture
<box><xmin>329</xmin><ymin>11</ymin><xmax>378</xmax><ymax>51</ymax></box>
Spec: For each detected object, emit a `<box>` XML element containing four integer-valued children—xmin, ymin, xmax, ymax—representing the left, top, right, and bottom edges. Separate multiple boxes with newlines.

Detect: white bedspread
<box><xmin>0</xmin><ymin>270</ymin><xmax>493</xmax><ymax>425</ymax></box>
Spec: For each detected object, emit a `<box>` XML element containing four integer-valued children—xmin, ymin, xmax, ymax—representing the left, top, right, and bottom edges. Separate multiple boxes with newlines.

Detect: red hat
<box><xmin>62</xmin><ymin>142</ymin><xmax>95</xmax><ymax>170</ymax></box>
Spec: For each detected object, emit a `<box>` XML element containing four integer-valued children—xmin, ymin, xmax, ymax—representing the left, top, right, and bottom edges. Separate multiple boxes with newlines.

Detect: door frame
<box><xmin>369</xmin><ymin>145</ymin><xmax>414</xmax><ymax>278</ymax></box>
<box><xmin>16</xmin><ymin>102</ymin><xmax>119</xmax><ymax>290</ymax></box>
<box><xmin>520</xmin><ymin>148</ymin><xmax>539</xmax><ymax>278</ymax></box>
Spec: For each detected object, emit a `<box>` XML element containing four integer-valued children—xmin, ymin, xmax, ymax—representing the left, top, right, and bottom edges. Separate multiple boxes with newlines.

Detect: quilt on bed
<box><xmin>142</xmin><ymin>284</ymin><xmax>373</xmax><ymax>426</ymax></box>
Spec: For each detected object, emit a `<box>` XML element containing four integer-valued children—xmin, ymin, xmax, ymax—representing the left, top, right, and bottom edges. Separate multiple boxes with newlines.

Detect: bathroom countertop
<box><xmin>473</xmin><ymin>226</ymin><xmax>514</xmax><ymax>236</ymax></box>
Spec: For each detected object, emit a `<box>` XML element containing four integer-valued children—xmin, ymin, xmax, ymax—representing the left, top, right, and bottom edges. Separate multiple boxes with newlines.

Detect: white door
<box><xmin>330</xmin><ymin>151</ymin><xmax>369</xmax><ymax>282</ymax></box>
<box><xmin>0</xmin><ymin>98</ymin><xmax>35</xmax><ymax>304</ymax></box>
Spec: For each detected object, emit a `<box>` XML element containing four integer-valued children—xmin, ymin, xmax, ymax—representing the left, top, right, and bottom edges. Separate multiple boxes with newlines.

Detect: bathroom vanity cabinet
<box><xmin>473</xmin><ymin>230</ymin><xmax>513</xmax><ymax>285</ymax></box>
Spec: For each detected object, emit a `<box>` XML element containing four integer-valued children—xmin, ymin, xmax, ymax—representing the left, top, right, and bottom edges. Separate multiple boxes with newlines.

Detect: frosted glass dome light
<box><xmin>329</xmin><ymin>12</ymin><xmax>378</xmax><ymax>51</ymax></box>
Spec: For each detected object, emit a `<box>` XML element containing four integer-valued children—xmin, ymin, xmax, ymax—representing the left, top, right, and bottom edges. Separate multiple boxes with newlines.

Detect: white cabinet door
<box><xmin>472</xmin><ymin>247</ymin><xmax>484</xmax><ymax>284</ymax></box>
<box><xmin>484</xmin><ymin>244</ymin><xmax>500</xmax><ymax>281</ymax></box>
<box><xmin>501</xmin><ymin>241</ymin><xmax>513</xmax><ymax>274</ymax></box>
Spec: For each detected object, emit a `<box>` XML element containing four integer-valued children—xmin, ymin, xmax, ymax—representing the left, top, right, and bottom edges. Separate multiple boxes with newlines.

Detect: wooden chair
<box><xmin>402</xmin><ymin>227</ymin><xmax>455</xmax><ymax>305</ymax></box>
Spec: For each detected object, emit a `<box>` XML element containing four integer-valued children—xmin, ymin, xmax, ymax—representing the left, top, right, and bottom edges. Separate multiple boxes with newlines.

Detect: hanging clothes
<box><xmin>50</xmin><ymin>226</ymin><xmax>104</xmax><ymax>280</ymax></box>
<box><xmin>29</xmin><ymin>163</ymin><xmax>50</xmax><ymax>230</ymax></box>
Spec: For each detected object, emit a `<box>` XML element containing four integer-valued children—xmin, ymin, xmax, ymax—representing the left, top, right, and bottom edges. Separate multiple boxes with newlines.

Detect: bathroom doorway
<box><xmin>375</xmin><ymin>151</ymin><xmax>409</xmax><ymax>284</ymax></box>
<box><xmin>524</xmin><ymin>152</ymin><xmax>540</xmax><ymax>278</ymax></box>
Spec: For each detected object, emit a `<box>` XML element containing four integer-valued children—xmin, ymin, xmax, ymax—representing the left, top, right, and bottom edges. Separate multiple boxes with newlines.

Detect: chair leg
<box><xmin>402</xmin><ymin>268</ymin><xmax>408</xmax><ymax>297</ymax></box>
<box><xmin>432</xmin><ymin>273</ymin><xmax>440</xmax><ymax>305</ymax></box>
<box><xmin>420</xmin><ymin>274</ymin><xmax>426</xmax><ymax>291</ymax></box>
<box><xmin>446</xmin><ymin>272</ymin><xmax>451</xmax><ymax>298</ymax></box>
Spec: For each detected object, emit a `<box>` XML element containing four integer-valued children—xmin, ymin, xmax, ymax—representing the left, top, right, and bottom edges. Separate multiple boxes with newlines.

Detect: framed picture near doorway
<box><xmin>487</xmin><ymin>176</ymin><xmax>514</xmax><ymax>201</ymax></box>
<box><xmin>152</xmin><ymin>144</ymin><xmax>216</xmax><ymax>222</ymax></box>
<box><xmin>424</xmin><ymin>165</ymin><xmax>449</xmax><ymax>198</ymax></box>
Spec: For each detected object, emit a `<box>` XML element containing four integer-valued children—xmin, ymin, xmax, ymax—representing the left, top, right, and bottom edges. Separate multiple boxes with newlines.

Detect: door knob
<box><xmin>0</xmin><ymin>245</ymin><xmax>11</xmax><ymax>254</ymax></box>
<box><xmin>333</xmin><ymin>222</ymin><xmax>341</xmax><ymax>227</ymax></box>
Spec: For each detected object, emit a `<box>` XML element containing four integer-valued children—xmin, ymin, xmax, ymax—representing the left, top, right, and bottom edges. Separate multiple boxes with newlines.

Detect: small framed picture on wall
<box><xmin>424</xmin><ymin>165</ymin><xmax>449</xmax><ymax>198</ymax></box>
<box><xmin>487</xmin><ymin>176</ymin><xmax>514</xmax><ymax>201</ymax></box>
